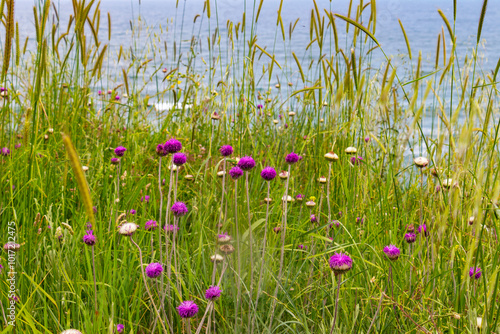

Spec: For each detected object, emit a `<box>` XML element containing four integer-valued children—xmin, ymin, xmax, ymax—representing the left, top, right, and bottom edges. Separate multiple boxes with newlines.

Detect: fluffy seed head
<box><xmin>329</xmin><ymin>253</ymin><xmax>353</xmax><ymax>275</ymax></box>
<box><xmin>324</xmin><ymin>152</ymin><xmax>339</xmax><ymax>161</ymax></box>
<box><xmin>219</xmin><ymin>244</ymin><xmax>235</xmax><ymax>255</ymax></box>
<box><xmin>318</xmin><ymin>176</ymin><xmax>327</xmax><ymax>184</ymax></box>
<box><xmin>414</xmin><ymin>157</ymin><xmax>429</xmax><ymax>168</ymax></box>
<box><xmin>217</xmin><ymin>233</ymin><xmax>232</xmax><ymax>244</ymax></box>
<box><xmin>118</xmin><ymin>223</ymin><xmax>138</xmax><ymax>236</ymax></box>
<box><xmin>184</xmin><ymin>174</ymin><xmax>194</xmax><ymax>181</ymax></box>
<box><xmin>145</xmin><ymin>262</ymin><xmax>164</xmax><ymax>278</ymax></box>
<box><xmin>60</xmin><ymin>330</ymin><xmax>83</xmax><ymax>334</ymax></box>
<box><xmin>217</xmin><ymin>170</ymin><xmax>226</xmax><ymax>178</ymax></box>
<box><xmin>177</xmin><ymin>301</ymin><xmax>199</xmax><ymax>318</ymax></box>
<box><xmin>345</xmin><ymin>147</ymin><xmax>357</xmax><ymax>154</ymax></box>
<box><xmin>305</xmin><ymin>200</ymin><xmax>316</xmax><ymax>207</ymax></box>
<box><xmin>261</xmin><ymin>167</ymin><xmax>277</xmax><ymax>181</ymax></box>
<box><xmin>210</xmin><ymin>254</ymin><xmax>224</xmax><ymax>263</ymax></box>
<box><xmin>278</xmin><ymin>171</ymin><xmax>289</xmax><ymax>180</ymax></box>
<box><xmin>383</xmin><ymin>245</ymin><xmax>400</xmax><ymax>261</ymax></box>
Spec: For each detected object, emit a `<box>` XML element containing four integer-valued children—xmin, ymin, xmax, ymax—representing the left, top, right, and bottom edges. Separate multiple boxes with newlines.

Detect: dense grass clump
<box><xmin>1</xmin><ymin>0</ymin><xmax>500</xmax><ymax>333</ymax></box>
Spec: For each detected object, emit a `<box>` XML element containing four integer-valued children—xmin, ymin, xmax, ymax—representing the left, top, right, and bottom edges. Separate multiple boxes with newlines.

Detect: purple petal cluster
<box><xmin>329</xmin><ymin>253</ymin><xmax>353</xmax><ymax>275</ymax></box>
<box><xmin>219</xmin><ymin>145</ymin><xmax>234</xmax><ymax>157</ymax></box>
<box><xmin>116</xmin><ymin>324</ymin><xmax>124</xmax><ymax>333</ymax></box>
<box><xmin>310</xmin><ymin>214</ymin><xmax>317</xmax><ymax>223</ymax></box>
<box><xmin>404</xmin><ymin>233</ymin><xmax>416</xmax><ymax>244</ymax></box>
<box><xmin>205</xmin><ymin>285</ymin><xmax>222</xmax><ymax>301</ymax></box>
<box><xmin>417</xmin><ymin>224</ymin><xmax>428</xmax><ymax>236</ymax></box>
<box><xmin>350</xmin><ymin>156</ymin><xmax>363</xmax><ymax>165</ymax></box>
<box><xmin>1</xmin><ymin>147</ymin><xmax>10</xmax><ymax>156</ymax></box>
<box><xmin>173</xmin><ymin>152</ymin><xmax>187</xmax><ymax>166</ymax></box>
<box><xmin>469</xmin><ymin>267</ymin><xmax>482</xmax><ymax>280</ymax></box>
<box><xmin>145</xmin><ymin>262</ymin><xmax>164</xmax><ymax>278</ymax></box>
<box><xmin>177</xmin><ymin>300</ymin><xmax>199</xmax><ymax>318</ymax></box>
<box><xmin>114</xmin><ymin>146</ymin><xmax>127</xmax><ymax>157</ymax></box>
<box><xmin>171</xmin><ymin>202</ymin><xmax>188</xmax><ymax>217</ymax></box>
<box><xmin>145</xmin><ymin>220</ymin><xmax>158</xmax><ymax>231</ymax></box>
<box><xmin>141</xmin><ymin>195</ymin><xmax>150</xmax><ymax>203</ymax></box>
<box><xmin>111</xmin><ymin>157</ymin><xmax>120</xmax><ymax>165</ymax></box>
<box><xmin>237</xmin><ymin>156</ymin><xmax>256</xmax><ymax>171</ymax></box>
<box><xmin>164</xmin><ymin>224</ymin><xmax>179</xmax><ymax>233</ymax></box>
<box><xmin>229</xmin><ymin>166</ymin><xmax>244</xmax><ymax>180</ymax></box>
<box><xmin>285</xmin><ymin>152</ymin><xmax>300</xmax><ymax>164</ymax></box>
<box><xmin>82</xmin><ymin>224</ymin><xmax>96</xmax><ymax>246</ymax></box>
<box><xmin>163</xmin><ymin>138</ymin><xmax>182</xmax><ymax>154</ymax></box>
<box><xmin>156</xmin><ymin>143</ymin><xmax>167</xmax><ymax>156</ymax></box>
<box><xmin>261</xmin><ymin>167</ymin><xmax>277</xmax><ymax>181</ymax></box>
<box><xmin>383</xmin><ymin>245</ymin><xmax>400</xmax><ymax>261</ymax></box>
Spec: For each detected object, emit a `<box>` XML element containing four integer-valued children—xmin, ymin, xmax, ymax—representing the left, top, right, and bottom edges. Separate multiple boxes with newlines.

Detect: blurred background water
<box><xmin>11</xmin><ymin>0</ymin><xmax>500</xmax><ymax>138</ymax></box>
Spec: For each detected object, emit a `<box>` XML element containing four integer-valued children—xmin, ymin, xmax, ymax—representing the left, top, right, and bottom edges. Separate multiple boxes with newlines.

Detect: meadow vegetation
<box><xmin>0</xmin><ymin>0</ymin><xmax>499</xmax><ymax>333</ymax></box>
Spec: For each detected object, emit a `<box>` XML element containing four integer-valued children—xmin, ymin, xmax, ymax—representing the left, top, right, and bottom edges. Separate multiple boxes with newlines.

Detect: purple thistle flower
<box><xmin>115</xmin><ymin>95</ymin><xmax>120</xmax><ymax>100</ymax></box>
<box><xmin>173</xmin><ymin>152</ymin><xmax>187</xmax><ymax>166</ymax></box>
<box><xmin>356</xmin><ymin>217</ymin><xmax>364</xmax><ymax>224</ymax></box>
<box><xmin>156</xmin><ymin>143</ymin><xmax>167</xmax><ymax>156</ymax></box>
<box><xmin>1</xmin><ymin>147</ymin><xmax>10</xmax><ymax>156</ymax></box>
<box><xmin>177</xmin><ymin>301</ymin><xmax>199</xmax><ymax>318</ymax></box>
<box><xmin>164</xmin><ymin>224</ymin><xmax>179</xmax><ymax>234</ymax></box>
<box><xmin>284</xmin><ymin>123</ymin><xmax>288</xmax><ymax>129</ymax></box>
<box><xmin>145</xmin><ymin>262</ymin><xmax>164</xmax><ymax>278</ymax></box>
<box><xmin>92</xmin><ymin>206</ymin><xmax>97</xmax><ymax>214</ymax></box>
<box><xmin>296</xmin><ymin>194</ymin><xmax>303</xmax><ymax>201</ymax></box>
<box><xmin>229</xmin><ymin>166</ymin><xmax>244</xmax><ymax>180</ymax></box>
<box><xmin>114</xmin><ymin>146</ymin><xmax>126</xmax><ymax>157</ymax></box>
<box><xmin>404</xmin><ymin>233</ymin><xmax>416</xmax><ymax>244</ymax></box>
<box><xmin>145</xmin><ymin>220</ymin><xmax>158</xmax><ymax>231</ymax></box>
<box><xmin>205</xmin><ymin>286</ymin><xmax>222</xmax><ymax>301</ymax></box>
<box><xmin>383</xmin><ymin>245</ymin><xmax>400</xmax><ymax>261</ymax></box>
<box><xmin>129</xmin><ymin>209</ymin><xmax>136</xmax><ymax>215</ymax></box>
<box><xmin>285</xmin><ymin>152</ymin><xmax>300</xmax><ymax>164</ymax></box>
<box><xmin>273</xmin><ymin>226</ymin><xmax>281</xmax><ymax>234</ymax></box>
<box><xmin>98</xmin><ymin>90</ymin><xmax>102</xmax><ymax>95</ymax></box>
<box><xmin>164</xmin><ymin>138</ymin><xmax>182</xmax><ymax>154</ymax></box>
<box><xmin>171</xmin><ymin>202</ymin><xmax>188</xmax><ymax>217</ymax></box>
<box><xmin>237</xmin><ymin>156</ymin><xmax>256</xmax><ymax>171</ymax></box>
<box><xmin>364</xmin><ymin>136</ymin><xmax>370</xmax><ymax>143</ymax></box>
<box><xmin>0</xmin><ymin>264</ymin><xmax>3</xmax><ymax>274</ymax></box>
<box><xmin>417</xmin><ymin>224</ymin><xmax>428</xmax><ymax>236</ymax></box>
<box><xmin>329</xmin><ymin>253</ymin><xmax>353</xmax><ymax>275</ymax></box>
<box><xmin>350</xmin><ymin>156</ymin><xmax>363</xmax><ymax>165</ymax></box>
<box><xmin>329</xmin><ymin>220</ymin><xmax>340</xmax><ymax>228</ymax></box>
<box><xmin>14</xmin><ymin>143</ymin><xmax>21</xmax><ymax>149</ymax></box>
<box><xmin>469</xmin><ymin>267</ymin><xmax>482</xmax><ymax>280</ymax></box>
<box><xmin>82</xmin><ymin>231</ymin><xmax>96</xmax><ymax>246</ymax></box>
<box><xmin>298</xmin><ymin>244</ymin><xmax>307</xmax><ymax>250</ymax></box>
<box><xmin>141</xmin><ymin>195</ymin><xmax>150</xmax><ymax>203</ymax></box>
<box><xmin>310</xmin><ymin>214</ymin><xmax>317</xmax><ymax>223</ymax></box>
<box><xmin>116</xmin><ymin>324</ymin><xmax>124</xmax><ymax>333</ymax></box>
<box><xmin>219</xmin><ymin>145</ymin><xmax>234</xmax><ymax>157</ymax></box>
<box><xmin>261</xmin><ymin>167</ymin><xmax>277</xmax><ymax>181</ymax></box>
<box><xmin>111</xmin><ymin>157</ymin><xmax>120</xmax><ymax>165</ymax></box>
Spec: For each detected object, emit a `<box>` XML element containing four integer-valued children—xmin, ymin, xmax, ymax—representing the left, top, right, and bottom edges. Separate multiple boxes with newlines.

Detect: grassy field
<box><xmin>1</xmin><ymin>0</ymin><xmax>499</xmax><ymax>333</ymax></box>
